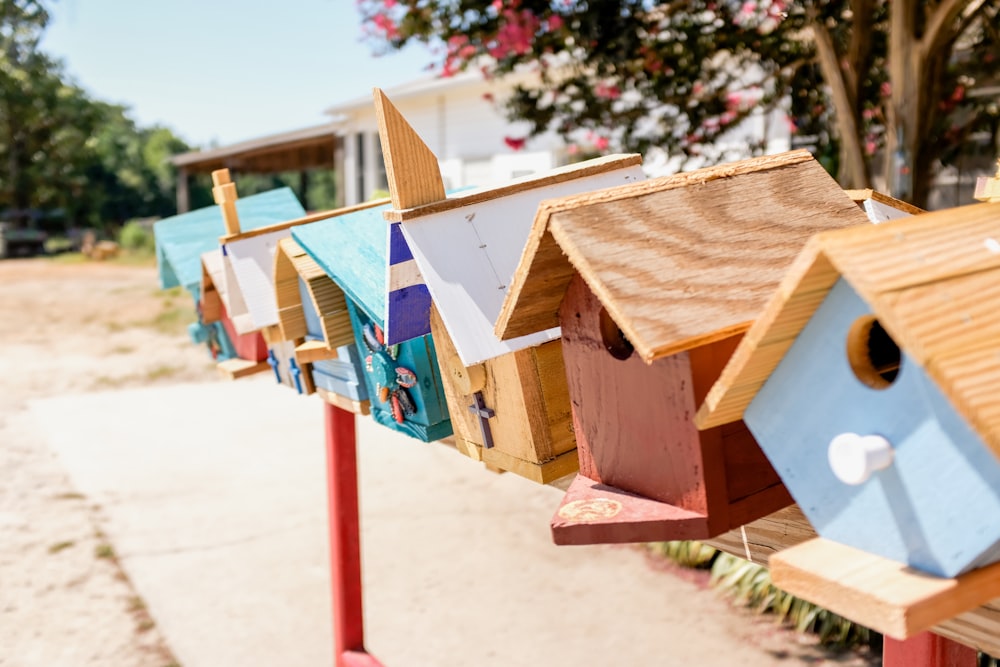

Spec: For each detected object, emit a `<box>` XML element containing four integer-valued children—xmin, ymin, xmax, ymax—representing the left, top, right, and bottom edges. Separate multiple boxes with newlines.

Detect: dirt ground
<box><xmin>0</xmin><ymin>256</ymin><xmax>879</xmax><ymax>666</ymax></box>
<box><xmin>0</xmin><ymin>257</ymin><xmax>215</xmax><ymax>667</ymax></box>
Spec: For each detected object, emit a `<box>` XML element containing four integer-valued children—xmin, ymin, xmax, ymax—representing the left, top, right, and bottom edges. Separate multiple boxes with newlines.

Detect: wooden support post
<box><xmin>883</xmin><ymin>632</ymin><xmax>977</xmax><ymax>667</ymax></box>
<box><xmin>323</xmin><ymin>402</ymin><xmax>384</xmax><ymax>667</ymax></box>
<box><xmin>211</xmin><ymin>168</ymin><xmax>241</xmax><ymax>235</ymax></box>
<box><xmin>176</xmin><ymin>166</ymin><xmax>190</xmax><ymax>214</ymax></box>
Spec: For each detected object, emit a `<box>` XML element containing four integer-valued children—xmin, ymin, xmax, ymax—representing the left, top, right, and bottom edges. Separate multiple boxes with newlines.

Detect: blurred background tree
<box><xmin>0</xmin><ymin>0</ymin><xmax>195</xmax><ymax>235</ymax></box>
<box><xmin>358</xmin><ymin>0</ymin><xmax>1000</xmax><ymax>208</ymax></box>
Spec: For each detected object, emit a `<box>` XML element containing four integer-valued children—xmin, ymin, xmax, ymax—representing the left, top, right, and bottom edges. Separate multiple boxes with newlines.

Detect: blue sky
<box><xmin>40</xmin><ymin>1</ymin><xmax>437</xmax><ymax>148</ymax></box>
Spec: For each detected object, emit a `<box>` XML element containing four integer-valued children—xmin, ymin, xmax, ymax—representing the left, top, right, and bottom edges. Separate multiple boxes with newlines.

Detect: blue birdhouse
<box><xmin>286</xmin><ymin>205</ymin><xmax>451</xmax><ymax>442</ymax></box>
<box><xmin>153</xmin><ymin>185</ymin><xmax>304</xmax><ymax>361</ymax></box>
<box><xmin>698</xmin><ymin>202</ymin><xmax>1000</xmax><ymax>579</ymax></box>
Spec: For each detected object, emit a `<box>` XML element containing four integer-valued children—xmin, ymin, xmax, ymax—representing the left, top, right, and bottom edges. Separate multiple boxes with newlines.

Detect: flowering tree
<box><xmin>358</xmin><ymin>0</ymin><xmax>999</xmax><ymax>208</ymax></box>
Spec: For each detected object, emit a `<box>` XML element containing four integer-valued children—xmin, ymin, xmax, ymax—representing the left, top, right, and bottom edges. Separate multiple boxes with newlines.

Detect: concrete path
<box><xmin>29</xmin><ymin>376</ymin><xmax>849</xmax><ymax>667</ymax></box>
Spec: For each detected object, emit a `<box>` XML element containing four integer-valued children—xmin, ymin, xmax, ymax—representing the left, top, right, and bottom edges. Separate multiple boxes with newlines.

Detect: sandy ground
<box><xmin>0</xmin><ymin>258</ymin><xmax>215</xmax><ymax>667</ymax></box>
<box><xmin>0</xmin><ymin>257</ymin><xmax>879</xmax><ymax>666</ymax></box>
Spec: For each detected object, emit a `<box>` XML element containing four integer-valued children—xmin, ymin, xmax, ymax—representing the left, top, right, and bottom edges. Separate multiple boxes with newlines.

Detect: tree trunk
<box><xmin>810</xmin><ymin>18</ymin><xmax>870</xmax><ymax>189</ymax></box>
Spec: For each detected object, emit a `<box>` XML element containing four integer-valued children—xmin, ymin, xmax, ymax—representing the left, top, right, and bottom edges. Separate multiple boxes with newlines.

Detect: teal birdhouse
<box><xmin>289</xmin><ymin>204</ymin><xmax>452</xmax><ymax>442</ymax></box>
<box><xmin>153</xmin><ymin>185</ymin><xmax>304</xmax><ymax>361</ymax></box>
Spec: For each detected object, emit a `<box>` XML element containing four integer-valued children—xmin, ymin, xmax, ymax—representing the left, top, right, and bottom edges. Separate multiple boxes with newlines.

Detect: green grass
<box><xmin>144</xmin><ymin>365</ymin><xmax>180</xmax><ymax>381</ymax></box>
<box><xmin>94</xmin><ymin>543</ymin><xmax>115</xmax><ymax>559</ymax></box>
<box><xmin>48</xmin><ymin>540</ymin><xmax>75</xmax><ymax>554</ymax></box>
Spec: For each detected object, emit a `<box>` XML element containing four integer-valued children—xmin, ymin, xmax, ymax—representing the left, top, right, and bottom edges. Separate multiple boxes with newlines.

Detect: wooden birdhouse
<box><xmin>208</xmin><ymin>171</ymin><xmax>385</xmax><ymax>412</ymax></box>
<box><xmin>199</xmin><ymin>248</ymin><xmax>269</xmax><ymax>378</ymax></box>
<box><xmin>272</xmin><ymin>235</ymin><xmax>371</xmax><ymax>410</ymax></box>
<box><xmin>153</xmin><ymin>179</ymin><xmax>305</xmax><ymax>360</ymax></box>
<box><xmin>497</xmin><ymin>151</ymin><xmax>871</xmax><ymax>544</ymax></box>
<box><xmin>374</xmin><ymin>88</ymin><xmax>646</xmax><ymax>482</ymax></box>
<box><xmin>288</xmin><ymin>202</ymin><xmax>452</xmax><ymax>442</ymax></box>
<box><xmin>695</xmin><ymin>201</ymin><xmax>1000</xmax><ymax>638</ymax></box>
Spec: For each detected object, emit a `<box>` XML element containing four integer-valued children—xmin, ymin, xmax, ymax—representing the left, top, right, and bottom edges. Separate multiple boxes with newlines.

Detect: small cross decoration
<box><xmin>468</xmin><ymin>391</ymin><xmax>496</xmax><ymax>449</ymax></box>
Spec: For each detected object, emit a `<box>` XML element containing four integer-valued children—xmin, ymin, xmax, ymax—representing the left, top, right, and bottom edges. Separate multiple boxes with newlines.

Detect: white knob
<box><xmin>827</xmin><ymin>433</ymin><xmax>894</xmax><ymax>485</ymax></box>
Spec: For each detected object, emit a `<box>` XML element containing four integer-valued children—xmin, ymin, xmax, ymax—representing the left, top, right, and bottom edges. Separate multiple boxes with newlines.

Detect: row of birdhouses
<box><xmin>154</xmin><ymin>88</ymin><xmax>1000</xmax><ymax>641</ymax></box>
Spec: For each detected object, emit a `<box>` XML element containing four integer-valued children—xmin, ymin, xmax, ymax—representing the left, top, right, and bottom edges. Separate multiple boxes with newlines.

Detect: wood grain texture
<box><xmin>551</xmin><ymin>474</ymin><xmax>711</xmax><ymax>545</ymax></box>
<box><xmin>200</xmin><ymin>250</ymin><xmax>225</xmax><ymax>324</ymax></box>
<box><xmin>845</xmin><ymin>189</ymin><xmax>925</xmax><ymax>218</ymax></box>
<box><xmin>498</xmin><ymin>152</ymin><xmax>868</xmax><ymax>361</ymax></box>
<box><xmin>374</xmin><ymin>88</ymin><xmax>445</xmax><ymax>210</ymax></box>
<box><xmin>295</xmin><ymin>339</ymin><xmax>340</xmax><ymax>363</ymax></box>
<box><xmin>556</xmin><ymin>274</ymin><xmax>789</xmax><ymax>541</ymax></box>
<box><xmin>702</xmin><ymin>505</ymin><xmax>1000</xmax><ymax>656</ymax></box>
<box><xmin>770</xmin><ymin>538</ymin><xmax>1000</xmax><ymax>640</ymax></box>
<box><xmin>384</xmin><ymin>154</ymin><xmax>644</xmax><ymax>222</ymax></box>
<box><xmin>272</xmin><ymin>237</ymin><xmax>355</xmax><ymax>351</ymax></box>
<box><xmin>216</xmin><ymin>358</ymin><xmax>270</xmax><ymax>380</ymax></box>
<box><xmin>698</xmin><ymin>202</ymin><xmax>1000</xmax><ymax>458</ymax></box>
<box><xmin>428</xmin><ymin>305</ymin><xmax>577</xmax><ymax>483</ymax></box>
<box><xmin>218</xmin><ymin>199</ymin><xmax>389</xmax><ymax>243</ymax></box>
<box><xmin>273</xmin><ymin>238</ymin><xmax>308</xmax><ymax>341</ymax></box>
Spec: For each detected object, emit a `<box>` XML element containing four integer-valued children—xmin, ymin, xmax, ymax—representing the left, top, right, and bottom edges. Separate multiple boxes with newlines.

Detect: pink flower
<box><xmin>593</xmin><ymin>136</ymin><xmax>609</xmax><ymax>151</ymax></box>
<box><xmin>547</xmin><ymin>14</ymin><xmax>564</xmax><ymax>31</ymax></box>
<box><xmin>504</xmin><ymin>136</ymin><xmax>527</xmax><ymax>151</ymax></box>
<box><xmin>594</xmin><ymin>82</ymin><xmax>621</xmax><ymax>100</ymax></box>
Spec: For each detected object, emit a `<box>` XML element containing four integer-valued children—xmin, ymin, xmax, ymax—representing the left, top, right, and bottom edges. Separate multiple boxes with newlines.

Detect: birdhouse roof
<box><xmin>291</xmin><ymin>202</ymin><xmax>394</xmax><ymax>327</ymax></box>
<box><xmin>154</xmin><ymin>188</ymin><xmax>304</xmax><ymax>292</ymax></box>
<box><xmin>221</xmin><ymin>200</ymin><xmax>389</xmax><ymax>333</ymax></box>
<box><xmin>697</xmin><ymin>202</ymin><xmax>1000</xmax><ymax>454</ymax></box>
<box><xmin>496</xmin><ymin>150</ymin><xmax>869</xmax><ymax>363</ymax></box>
<box><xmin>845</xmin><ymin>189</ymin><xmax>924</xmax><ymax>223</ymax></box>
<box><xmin>273</xmin><ymin>237</ymin><xmax>355</xmax><ymax>349</ymax></box>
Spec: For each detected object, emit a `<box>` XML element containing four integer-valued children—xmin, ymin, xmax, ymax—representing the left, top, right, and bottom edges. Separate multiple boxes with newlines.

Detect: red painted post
<box><xmin>883</xmin><ymin>632</ymin><xmax>977</xmax><ymax>667</ymax></box>
<box><xmin>324</xmin><ymin>402</ymin><xmax>385</xmax><ymax>667</ymax></box>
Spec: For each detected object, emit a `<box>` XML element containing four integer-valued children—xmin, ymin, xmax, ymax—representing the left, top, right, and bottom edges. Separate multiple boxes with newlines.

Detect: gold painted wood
<box><xmin>316</xmin><ymin>387</ymin><xmax>370</xmax><ymax>416</ymax></box>
<box><xmin>697</xmin><ymin>202</ymin><xmax>1000</xmax><ymax>458</ymax></box>
<box><xmin>211</xmin><ymin>169</ymin><xmax>241</xmax><ymax>236</ymax></box>
<box><xmin>497</xmin><ymin>151</ymin><xmax>868</xmax><ymax>363</ymax></box>
<box><xmin>373</xmin><ymin>88</ymin><xmax>446</xmax><ymax>211</ymax></box>
<box><xmin>429</xmin><ymin>305</ymin><xmax>578</xmax><ymax>483</ymax></box>
<box><xmin>294</xmin><ymin>339</ymin><xmax>340</xmax><ymax>363</ymax></box>
<box><xmin>216</xmin><ymin>358</ymin><xmax>270</xmax><ymax>380</ymax></box>
<box><xmin>200</xmin><ymin>253</ymin><xmax>223</xmax><ymax>324</ymax></box>
<box><xmin>272</xmin><ymin>238</ymin><xmax>354</xmax><ymax>349</ymax></box>
<box><xmin>845</xmin><ymin>188</ymin><xmax>925</xmax><ymax>215</ymax></box>
<box><xmin>769</xmin><ymin>538</ymin><xmax>1000</xmax><ymax>641</ymax></box>
<box><xmin>219</xmin><ymin>199</ymin><xmax>389</xmax><ymax>243</ymax></box>
<box><xmin>703</xmin><ymin>506</ymin><xmax>1000</xmax><ymax>655</ymax></box>
<box><xmin>384</xmin><ymin>154</ymin><xmax>643</xmax><ymax>222</ymax></box>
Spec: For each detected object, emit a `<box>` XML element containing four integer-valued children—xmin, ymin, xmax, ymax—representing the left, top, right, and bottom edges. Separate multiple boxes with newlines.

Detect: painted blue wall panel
<box><xmin>745</xmin><ymin>279</ymin><xmax>1000</xmax><ymax>577</ymax></box>
<box><xmin>297</xmin><ymin>277</ymin><xmax>325</xmax><ymax>341</ymax></box>
<box><xmin>154</xmin><ymin>188</ymin><xmax>305</xmax><ymax>293</ymax></box>
<box><xmin>346</xmin><ymin>300</ymin><xmax>452</xmax><ymax>442</ymax></box>
<box><xmin>292</xmin><ymin>205</ymin><xmax>390</xmax><ymax>328</ymax></box>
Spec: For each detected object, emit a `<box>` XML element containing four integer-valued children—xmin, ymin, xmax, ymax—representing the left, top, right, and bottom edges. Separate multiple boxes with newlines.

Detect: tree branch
<box><xmin>809</xmin><ymin>16</ymin><xmax>868</xmax><ymax>186</ymax></box>
<box><xmin>923</xmin><ymin>0</ymin><xmax>980</xmax><ymax>57</ymax></box>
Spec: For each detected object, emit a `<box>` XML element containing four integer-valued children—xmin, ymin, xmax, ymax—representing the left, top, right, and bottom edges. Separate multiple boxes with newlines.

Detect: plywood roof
<box><xmin>697</xmin><ymin>202</ymin><xmax>1000</xmax><ymax>455</ymax></box>
<box><xmin>496</xmin><ymin>150</ymin><xmax>869</xmax><ymax>362</ymax></box>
